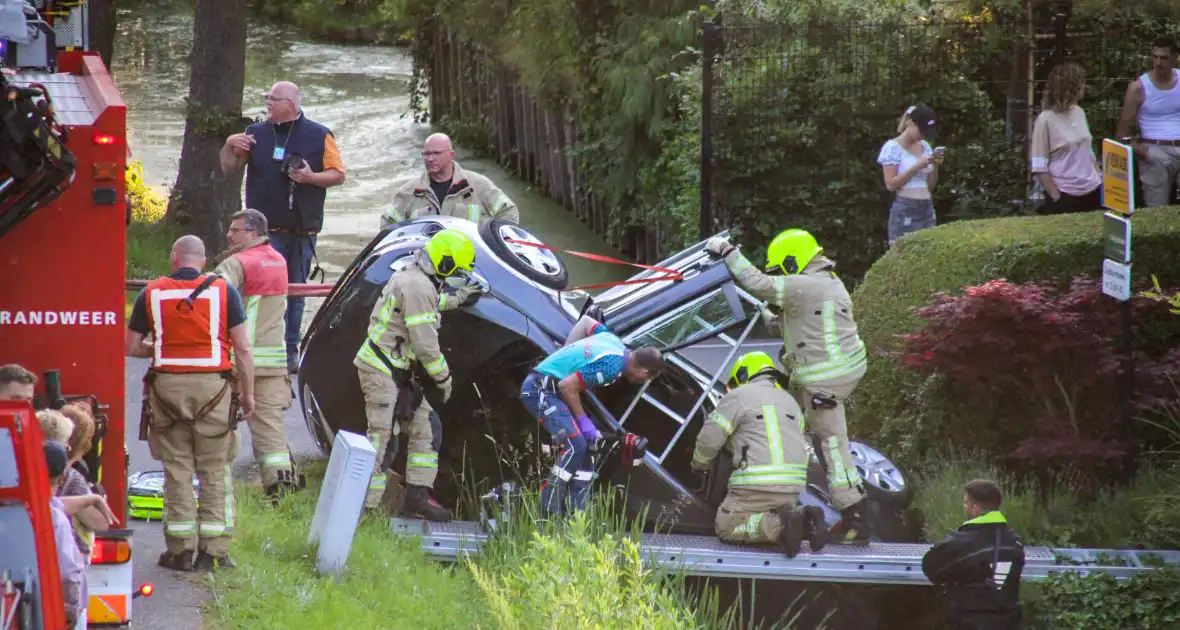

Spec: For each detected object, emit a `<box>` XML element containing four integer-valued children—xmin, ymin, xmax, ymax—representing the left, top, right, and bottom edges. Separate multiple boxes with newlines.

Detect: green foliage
<box><xmin>915</xmin><ymin>456</ymin><xmax>1180</xmax><ymax>550</ymax></box>
<box><xmin>249</xmin><ymin>0</ymin><xmax>410</xmax><ymax>34</ymax></box>
<box><xmin>850</xmin><ymin>206</ymin><xmax>1180</xmax><ymax>465</ymax></box>
<box><xmin>1024</xmin><ymin>569</ymin><xmax>1180</xmax><ymax>630</ymax></box>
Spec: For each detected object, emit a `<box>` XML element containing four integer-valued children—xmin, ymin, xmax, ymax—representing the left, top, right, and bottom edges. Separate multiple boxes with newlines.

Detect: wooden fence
<box><xmin>426</xmin><ymin>27</ymin><xmax>663</xmax><ymax>263</ymax></box>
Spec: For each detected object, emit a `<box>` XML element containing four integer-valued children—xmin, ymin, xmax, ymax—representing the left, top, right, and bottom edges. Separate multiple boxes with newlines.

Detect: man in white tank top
<box><xmin>1116</xmin><ymin>36</ymin><xmax>1180</xmax><ymax>208</ymax></box>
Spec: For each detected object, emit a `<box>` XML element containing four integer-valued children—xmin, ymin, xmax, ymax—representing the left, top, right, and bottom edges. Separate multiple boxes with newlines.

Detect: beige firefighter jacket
<box><xmin>214</xmin><ymin>237</ymin><xmax>289</xmax><ymax>375</ymax></box>
<box><xmin>381</xmin><ymin>161</ymin><xmax>519</xmax><ymax>228</ymax></box>
<box><xmin>691</xmin><ymin>374</ymin><xmax>808</xmax><ymax>493</ymax></box>
<box><xmin>723</xmin><ymin>250</ymin><xmax>867</xmax><ymax>387</ymax></box>
<box><xmin>353</xmin><ymin>250</ymin><xmax>451</xmax><ymax>383</ymax></box>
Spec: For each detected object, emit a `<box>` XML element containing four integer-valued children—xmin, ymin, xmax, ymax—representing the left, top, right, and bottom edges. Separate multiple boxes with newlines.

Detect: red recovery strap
<box><xmin>504</xmin><ymin>239</ymin><xmax>683</xmax><ymax>291</ymax></box>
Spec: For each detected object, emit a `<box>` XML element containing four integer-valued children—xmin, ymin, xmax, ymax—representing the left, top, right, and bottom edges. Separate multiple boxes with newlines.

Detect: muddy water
<box><xmin>111</xmin><ymin>6</ymin><xmax>630</xmax><ymax>292</ymax></box>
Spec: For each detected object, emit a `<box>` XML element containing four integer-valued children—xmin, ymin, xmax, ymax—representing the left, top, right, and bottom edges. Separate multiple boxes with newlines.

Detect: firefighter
<box><xmin>518</xmin><ymin>314</ymin><xmax>665</xmax><ymax>517</ymax></box>
<box><xmin>706</xmin><ymin>229</ymin><xmax>872</xmax><ymax>543</ymax></box>
<box><xmin>213</xmin><ymin>208</ymin><xmax>298</xmax><ymax>500</ymax></box>
<box><xmin>353</xmin><ymin>228</ymin><xmax>480</xmax><ymax>520</ymax></box>
<box><xmin>690</xmin><ymin>352</ymin><xmax>828</xmax><ymax>558</ymax></box>
<box><xmin>380</xmin><ymin>133</ymin><xmax>519</xmax><ymax>228</ymax></box>
<box><xmin>126</xmin><ymin>235</ymin><xmax>256</xmax><ymax>571</ymax></box>
<box><xmin>922</xmin><ymin>479</ymin><xmax>1026</xmax><ymax>629</ymax></box>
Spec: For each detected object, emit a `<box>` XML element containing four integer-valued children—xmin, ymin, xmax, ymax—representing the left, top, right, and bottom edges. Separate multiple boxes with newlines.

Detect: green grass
<box><xmin>203</xmin><ymin>463</ymin><xmax>834</xmax><ymax>630</ymax></box>
<box><xmin>126</xmin><ymin>219</ymin><xmax>177</xmax><ymax>316</ymax></box>
<box><xmin>914</xmin><ymin>454</ymin><xmax>1180</xmax><ymax>550</ymax></box>
<box><xmin>203</xmin><ymin>464</ymin><xmax>491</xmax><ymax>630</ymax></box>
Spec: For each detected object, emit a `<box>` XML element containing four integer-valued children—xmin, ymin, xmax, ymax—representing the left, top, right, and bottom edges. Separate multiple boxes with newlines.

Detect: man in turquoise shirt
<box><xmin>519</xmin><ymin>315</ymin><xmax>665</xmax><ymax>517</ymax></box>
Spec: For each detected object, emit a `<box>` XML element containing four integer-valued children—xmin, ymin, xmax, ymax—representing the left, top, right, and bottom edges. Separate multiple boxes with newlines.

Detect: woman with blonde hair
<box><xmin>877</xmin><ymin>103</ymin><xmax>946</xmax><ymax>246</ymax></box>
<box><xmin>1030</xmin><ymin>61</ymin><xmax>1103</xmax><ymax>214</ymax></box>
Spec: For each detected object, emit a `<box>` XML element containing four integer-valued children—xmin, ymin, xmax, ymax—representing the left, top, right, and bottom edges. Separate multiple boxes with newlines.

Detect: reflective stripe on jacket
<box><xmin>352</xmin><ymin>252</ymin><xmax>450</xmax><ymax>382</ymax></box>
<box><xmin>724</xmin><ymin>251</ymin><xmax>866</xmax><ymax>386</ymax></box>
<box><xmin>144</xmin><ymin>275</ymin><xmax>233</xmax><ymax>373</ymax></box>
<box><xmin>691</xmin><ymin>374</ymin><xmax>808</xmax><ymax>492</ymax></box>
<box><xmin>381</xmin><ymin>161</ymin><xmax>519</xmax><ymax>228</ymax></box>
<box><xmin>215</xmin><ymin>238</ymin><xmax>289</xmax><ymax>374</ymax></box>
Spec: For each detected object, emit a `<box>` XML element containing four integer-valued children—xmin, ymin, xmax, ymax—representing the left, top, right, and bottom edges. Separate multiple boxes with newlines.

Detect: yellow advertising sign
<box><xmin>1101</xmin><ymin>139</ymin><xmax>1135</xmax><ymax>216</ymax></box>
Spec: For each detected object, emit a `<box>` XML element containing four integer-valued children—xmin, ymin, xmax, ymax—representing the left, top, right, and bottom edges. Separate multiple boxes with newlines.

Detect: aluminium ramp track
<box><xmin>390</xmin><ymin>518</ymin><xmax>1180</xmax><ymax>585</ymax></box>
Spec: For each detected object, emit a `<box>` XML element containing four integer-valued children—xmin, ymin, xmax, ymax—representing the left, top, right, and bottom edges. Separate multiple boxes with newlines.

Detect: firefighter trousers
<box><xmin>715</xmin><ymin>487</ymin><xmax>800</xmax><ymax>544</ymax></box>
<box><xmin>146</xmin><ymin>372</ymin><xmax>237</xmax><ymax>556</ymax></box>
<box><xmin>793</xmin><ymin>378</ymin><xmax>865</xmax><ymax>511</ymax></box>
<box><xmin>245</xmin><ymin>374</ymin><xmax>293</xmax><ymax>487</ymax></box>
<box><xmin>358</xmin><ymin>366</ymin><xmax>439</xmax><ymax>509</ymax></box>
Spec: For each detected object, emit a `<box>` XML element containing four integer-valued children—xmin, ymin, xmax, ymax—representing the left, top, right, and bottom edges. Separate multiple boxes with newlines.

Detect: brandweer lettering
<box><xmin>0</xmin><ymin>310</ymin><xmax>118</xmax><ymax>326</ymax></box>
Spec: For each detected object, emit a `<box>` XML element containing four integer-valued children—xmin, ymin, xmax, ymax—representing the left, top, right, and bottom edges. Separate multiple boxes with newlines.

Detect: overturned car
<box><xmin>297</xmin><ymin>216</ymin><xmax>915</xmax><ymax>539</ymax></box>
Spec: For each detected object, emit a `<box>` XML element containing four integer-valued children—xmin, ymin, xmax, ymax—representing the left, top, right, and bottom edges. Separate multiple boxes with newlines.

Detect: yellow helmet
<box><xmin>727</xmin><ymin>351</ymin><xmax>777</xmax><ymax>390</ymax></box>
<box><xmin>765</xmin><ymin>229</ymin><xmax>822</xmax><ymax>275</ymax></box>
<box><xmin>424</xmin><ymin>229</ymin><xmax>476</xmax><ymax>277</ymax></box>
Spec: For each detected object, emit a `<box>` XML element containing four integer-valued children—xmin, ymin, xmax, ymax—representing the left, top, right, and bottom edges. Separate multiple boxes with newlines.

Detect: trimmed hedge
<box><xmin>850</xmin><ymin>205</ymin><xmax>1180</xmax><ymax>465</ymax></box>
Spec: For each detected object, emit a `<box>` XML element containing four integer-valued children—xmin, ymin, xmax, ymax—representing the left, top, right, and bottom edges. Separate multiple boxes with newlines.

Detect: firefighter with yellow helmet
<box><xmin>706</xmin><ymin>229</ymin><xmax>872</xmax><ymax>544</ymax></box>
<box><xmin>691</xmin><ymin>351</ymin><xmax>828</xmax><ymax>558</ymax></box>
<box><xmin>353</xmin><ymin>228</ymin><xmax>480</xmax><ymax>521</ymax></box>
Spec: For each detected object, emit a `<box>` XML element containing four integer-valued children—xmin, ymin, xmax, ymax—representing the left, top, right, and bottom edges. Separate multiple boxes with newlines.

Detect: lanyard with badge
<box><xmin>273</xmin><ymin>118</ymin><xmax>298</xmax><ymax>161</ymax></box>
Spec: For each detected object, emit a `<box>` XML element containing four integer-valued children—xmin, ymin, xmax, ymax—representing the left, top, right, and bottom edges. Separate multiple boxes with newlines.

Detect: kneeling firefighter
<box><xmin>352</xmin><ymin>228</ymin><xmax>481</xmax><ymax>520</ymax></box>
<box><xmin>690</xmin><ymin>352</ymin><xmax>827</xmax><ymax>558</ymax></box>
<box><xmin>707</xmin><ymin>230</ymin><xmax>872</xmax><ymax>544</ymax></box>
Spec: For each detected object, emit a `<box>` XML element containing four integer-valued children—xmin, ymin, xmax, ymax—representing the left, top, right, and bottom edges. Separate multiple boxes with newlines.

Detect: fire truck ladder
<box><xmin>389</xmin><ymin>514</ymin><xmax>1180</xmax><ymax>585</ymax></box>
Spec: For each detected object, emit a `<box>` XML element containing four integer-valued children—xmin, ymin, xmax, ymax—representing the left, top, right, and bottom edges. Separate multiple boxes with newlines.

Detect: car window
<box><xmin>624</xmin><ymin>284</ymin><xmax>745</xmax><ymax>351</ymax></box>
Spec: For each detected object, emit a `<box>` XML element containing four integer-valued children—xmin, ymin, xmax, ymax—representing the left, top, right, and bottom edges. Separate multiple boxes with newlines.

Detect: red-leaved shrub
<box><xmin>899</xmin><ymin>276</ymin><xmax>1180</xmax><ymax>481</ymax></box>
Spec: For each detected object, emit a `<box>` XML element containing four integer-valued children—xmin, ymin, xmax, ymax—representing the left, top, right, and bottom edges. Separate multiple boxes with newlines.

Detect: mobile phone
<box><xmin>933</xmin><ymin>146</ymin><xmax>946</xmax><ymax>156</ymax></box>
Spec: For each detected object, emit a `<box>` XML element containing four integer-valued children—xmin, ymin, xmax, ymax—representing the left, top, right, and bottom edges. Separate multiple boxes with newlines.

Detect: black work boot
<box><xmin>777</xmin><ymin>505</ymin><xmax>804</xmax><ymax>559</ymax></box>
<box><xmin>829</xmin><ymin>500</ymin><xmax>872</xmax><ymax>545</ymax></box>
<box><xmin>264</xmin><ymin>469</ymin><xmax>300</xmax><ymax>505</ymax></box>
<box><xmin>402</xmin><ymin>485</ymin><xmax>452</xmax><ymax>522</ymax></box>
<box><xmin>158</xmin><ymin>550</ymin><xmax>194</xmax><ymax>572</ymax></box>
<box><xmin>801</xmin><ymin>505</ymin><xmax>829</xmax><ymax>553</ymax></box>
<box><xmin>193</xmin><ymin>550</ymin><xmax>236</xmax><ymax>571</ymax></box>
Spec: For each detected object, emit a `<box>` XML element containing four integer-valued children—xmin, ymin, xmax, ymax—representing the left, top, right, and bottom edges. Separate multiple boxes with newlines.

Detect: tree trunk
<box><xmin>87</xmin><ymin>0</ymin><xmax>118</xmax><ymax>68</ymax></box>
<box><xmin>164</xmin><ymin>0</ymin><xmax>249</xmax><ymax>254</ymax></box>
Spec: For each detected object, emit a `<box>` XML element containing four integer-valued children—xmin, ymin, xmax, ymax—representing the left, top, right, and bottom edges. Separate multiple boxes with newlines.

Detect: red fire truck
<box><xmin>1</xmin><ymin>3</ymin><xmax>148</xmax><ymax>628</ymax></box>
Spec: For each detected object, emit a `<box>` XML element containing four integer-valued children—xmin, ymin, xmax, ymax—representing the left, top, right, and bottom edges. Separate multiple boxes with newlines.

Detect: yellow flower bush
<box><xmin>127</xmin><ymin>160</ymin><xmax>167</xmax><ymax>224</ymax></box>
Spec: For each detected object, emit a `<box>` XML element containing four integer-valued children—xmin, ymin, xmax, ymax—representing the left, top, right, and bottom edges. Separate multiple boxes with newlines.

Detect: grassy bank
<box><xmin>125</xmin><ymin>161</ymin><xmax>175</xmax><ymax>315</ymax></box>
<box><xmin>201</xmin><ymin>465</ymin><xmax>774</xmax><ymax>630</ymax></box>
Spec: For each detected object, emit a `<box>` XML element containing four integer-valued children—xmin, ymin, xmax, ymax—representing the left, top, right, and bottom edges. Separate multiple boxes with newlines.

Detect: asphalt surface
<box><xmin>121</xmin><ymin>334</ymin><xmax>782</xmax><ymax>627</ymax></box>
<box><xmin>124</xmin><ymin>357</ymin><xmax>323</xmax><ymax>629</ymax></box>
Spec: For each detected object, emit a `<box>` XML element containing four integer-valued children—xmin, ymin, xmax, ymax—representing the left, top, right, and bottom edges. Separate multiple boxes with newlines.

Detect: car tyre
<box><xmin>848</xmin><ymin>438</ymin><xmax>913</xmax><ymax>508</ymax></box>
<box><xmin>479</xmin><ymin>219</ymin><xmax>569</xmax><ymax>290</ymax></box>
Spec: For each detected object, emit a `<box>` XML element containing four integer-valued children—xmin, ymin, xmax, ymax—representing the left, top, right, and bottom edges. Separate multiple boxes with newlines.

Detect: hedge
<box><xmin>850</xmin><ymin>205</ymin><xmax>1180</xmax><ymax>465</ymax></box>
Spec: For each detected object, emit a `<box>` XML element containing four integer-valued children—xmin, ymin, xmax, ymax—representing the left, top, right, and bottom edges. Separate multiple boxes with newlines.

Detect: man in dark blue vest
<box><xmin>221</xmin><ymin>81</ymin><xmax>347</xmax><ymax>373</ymax></box>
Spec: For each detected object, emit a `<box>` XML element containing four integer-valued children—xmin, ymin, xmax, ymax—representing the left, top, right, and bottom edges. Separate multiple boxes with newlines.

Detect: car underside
<box><xmin>298</xmin><ymin>217</ymin><xmax>918</xmax><ymax>541</ymax></box>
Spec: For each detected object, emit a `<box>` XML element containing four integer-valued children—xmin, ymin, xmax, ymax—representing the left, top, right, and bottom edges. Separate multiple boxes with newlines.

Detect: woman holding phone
<box><xmin>877</xmin><ymin>104</ymin><xmax>945</xmax><ymax>246</ymax></box>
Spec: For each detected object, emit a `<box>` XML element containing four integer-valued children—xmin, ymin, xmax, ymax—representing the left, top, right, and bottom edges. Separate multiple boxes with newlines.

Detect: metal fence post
<box><xmin>699</xmin><ymin>20</ymin><xmax>719</xmax><ymax>241</ymax></box>
<box><xmin>1053</xmin><ymin>0</ymin><xmax>1072</xmax><ymax>63</ymax></box>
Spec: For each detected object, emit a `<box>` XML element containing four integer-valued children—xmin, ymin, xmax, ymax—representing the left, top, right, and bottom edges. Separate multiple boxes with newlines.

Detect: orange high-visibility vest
<box><xmin>144</xmin><ymin>274</ymin><xmax>233</xmax><ymax>373</ymax></box>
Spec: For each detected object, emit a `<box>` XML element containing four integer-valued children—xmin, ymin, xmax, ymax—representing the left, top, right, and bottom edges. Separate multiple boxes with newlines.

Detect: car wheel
<box><xmin>848</xmin><ymin>439</ymin><xmax>913</xmax><ymax>508</ymax></box>
<box><xmin>301</xmin><ymin>381</ymin><xmax>333</xmax><ymax>457</ymax></box>
<box><xmin>479</xmin><ymin>219</ymin><xmax>569</xmax><ymax>290</ymax></box>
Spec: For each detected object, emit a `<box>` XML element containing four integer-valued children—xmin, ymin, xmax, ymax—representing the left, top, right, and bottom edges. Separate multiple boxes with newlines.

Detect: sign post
<box><xmin>1100</xmin><ymin>139</ymin><xmax>1134</xmax><ymax>425</ymax></box>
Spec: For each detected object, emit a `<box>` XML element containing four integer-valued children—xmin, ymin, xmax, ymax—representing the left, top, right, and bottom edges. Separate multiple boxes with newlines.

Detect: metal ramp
<box><xmin>390</xmin><ymin>517</ymin><xmax>1180</xmax><ymax>585</ymax></box>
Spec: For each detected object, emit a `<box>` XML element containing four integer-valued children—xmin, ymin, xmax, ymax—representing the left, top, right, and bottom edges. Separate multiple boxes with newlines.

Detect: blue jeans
<box><xmin>519</xmin><ymin>371</ymin><xmax>592</xmax><ymax>516</ymax></box>
<box><xmin>267</xmin><ymin>231</ymin><xmax>318</xmax><ymax>360</ymax></box>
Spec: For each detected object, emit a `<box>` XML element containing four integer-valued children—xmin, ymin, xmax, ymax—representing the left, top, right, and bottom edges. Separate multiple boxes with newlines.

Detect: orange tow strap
<box><xmin>504</xmin><ymin>239</ymin><xmax>684</xmax><ymax>291</ymax></box>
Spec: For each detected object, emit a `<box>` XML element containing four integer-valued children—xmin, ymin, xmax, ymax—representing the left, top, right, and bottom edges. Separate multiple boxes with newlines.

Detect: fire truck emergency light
<box><xmin>93</xmin><ymin>133</ymin><xmax>116</xmax><ymax>145</ymax></box>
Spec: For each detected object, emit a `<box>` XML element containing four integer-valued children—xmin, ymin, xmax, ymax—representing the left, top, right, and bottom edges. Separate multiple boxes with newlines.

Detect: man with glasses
<box><xmin>220</xmin><ymin>81</ymin><xmax>347</xmax><ymax>373</ymax></box>
<box><xmin>1117</xmin><ymin>36</ymin><xmax>1180</xmax><ymax>208</ymax></box>
<box><xmin>381</xmin><ymin>132</ymin><xmax>519</xmax><ymax>229</ymax></box>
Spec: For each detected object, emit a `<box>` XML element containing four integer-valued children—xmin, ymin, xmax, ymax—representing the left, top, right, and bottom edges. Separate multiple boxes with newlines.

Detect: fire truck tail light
<box><xmin>93</xmin><ymin>133</ymin><xmax>117</xmax><ymax>145</ymax></box>
<box><xmin>90</xmin><ymin>538</ymin><xmax>131</xmax><ymax>564</ymax></box>
<box><xmin>93</xmin><ymin>163</ymin><xmax>119</xmax><ymax>181</ymax></box>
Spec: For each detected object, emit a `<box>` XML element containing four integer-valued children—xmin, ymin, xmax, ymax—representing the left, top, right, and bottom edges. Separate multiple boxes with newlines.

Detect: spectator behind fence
<box><xmin>1116</xmin><ymin>35</ymin><xmax>1180</xmax><ymax>208</ymax></box>
<box><xmin>1031</xmin><ymin>62</ymin><xmax>1104</xmax><ymax>215</ymax></box>
<box><xmin>877</xmin><ymin>104</ymin><xmax>945</xmax><ymax>246</ymax></box>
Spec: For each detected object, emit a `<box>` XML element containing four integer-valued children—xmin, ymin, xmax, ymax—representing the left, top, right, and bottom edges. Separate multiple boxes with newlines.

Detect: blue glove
<box><xmin>576</xmin><ymin>414</ymin><xmax>600</xmax><ymax>442</ymax></box>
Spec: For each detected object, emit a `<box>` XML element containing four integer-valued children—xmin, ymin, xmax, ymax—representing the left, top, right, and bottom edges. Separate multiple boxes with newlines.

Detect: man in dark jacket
<box><xmin>921</xmin><ymin>479</ymin><xmax>1026</xmax><ymax>630</ymax></box>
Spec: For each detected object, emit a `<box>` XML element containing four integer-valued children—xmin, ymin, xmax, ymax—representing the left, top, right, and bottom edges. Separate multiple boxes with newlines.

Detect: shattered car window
<box><xmin>627</xmin><ymin>289</ymin><xmax>742</xmax><ymax>350</ymax></box>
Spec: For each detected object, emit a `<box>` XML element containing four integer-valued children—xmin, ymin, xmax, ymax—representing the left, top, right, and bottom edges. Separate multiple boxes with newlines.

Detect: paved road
<box><xmin>124</xmin><ymin>358</ymin><xmax>323</xmax><ymax>629</ymax></box>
